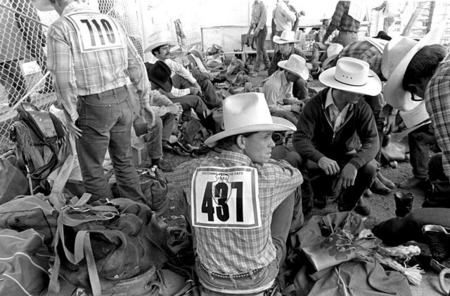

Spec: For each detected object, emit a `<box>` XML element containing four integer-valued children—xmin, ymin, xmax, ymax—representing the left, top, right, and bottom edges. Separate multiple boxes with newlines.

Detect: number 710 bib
<box><xmin>65</xmin><ymin>12</ymin><xmax>125</xmax><ymax>52</ymax></box>
<box><xmin>191</xmin><ymin>166</ymin><xmax>261</xmax><ymax>229</ymax></box>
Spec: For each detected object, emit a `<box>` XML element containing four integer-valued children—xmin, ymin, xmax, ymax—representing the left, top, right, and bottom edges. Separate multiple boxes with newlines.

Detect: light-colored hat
<box><xmin>30</xmin><ymin>0</ymin><xmax>54</xmax><ymax>11</ymax></box>
<box><xmin>273</xmin><ymin>30</ymin><xmax>300</xmax><ymax>44</ymax></box>
<box><xmin>319</xmin><ymin>57</ymin><xmax>381</xmax><ymax>96</ymax></box>
<box><xmin>278</xmin><ymin>54</ymin><xmax>309</xmax><ymax>80</ymax></box>
<box><xmin>321</xmin><ymin>43</ymin><xmax>344</xmax><ymax>70</ymax></box>
<box><xmin>204</xmin><ymin>93</ymin><xmax>296</xmax><ymax>146</ymax></box>
<box><xmin>144</xmin><ymin>31</ymin><xmax>176</xmax><ymax>54</ymax></box>
<box><xmin>395</xmin><ymin>101</ymin><xmax>431</xmax><ymax>140</ymax></box>
<box><xmin>382</xmin><ymin>28</ymin><xmax>443</xmax><ymax>111</ymax></box>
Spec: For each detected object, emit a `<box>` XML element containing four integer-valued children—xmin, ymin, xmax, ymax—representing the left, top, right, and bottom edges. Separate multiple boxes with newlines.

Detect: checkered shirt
<box><xmin>425</xmin><ymin>60</ymin><xmax>450</xmax><ymax>179</ymax></box>
<box><xmin>47</xmin><ymin>2</ymin><xmax>150</xmax><ymax>122</ymax></box>
<box><xmin>339</xmin><ymin>40</ymin><xmax>383</xmax><ymax>79</ymax></box>
<box><xmin>325</xmin><ymin>1</ymin><xmax>360</xmax><ymax>39</ymax></box>
<box><xmin>251</xmin><ymin>0</ymin><xmax>268</xmax><ymax>30</ymax></box>
<box><xmin>171</xmin><ymin>151</ymin><xmax>302</xmax><ymax>274</ymax></box>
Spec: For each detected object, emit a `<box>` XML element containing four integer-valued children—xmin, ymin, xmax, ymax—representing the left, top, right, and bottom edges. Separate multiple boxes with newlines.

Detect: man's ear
<box><xmin>236</xmin><ymin>135</ymin><xmax>246</xmax><ymax>150</ymax></box>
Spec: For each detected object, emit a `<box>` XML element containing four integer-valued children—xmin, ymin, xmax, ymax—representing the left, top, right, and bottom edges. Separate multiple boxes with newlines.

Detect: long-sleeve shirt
<box><xmin>268</xmin><ymin>47</ymin><xmax>305</xmax><ymax>76</ymax></box>
<box><xmin>46</xmin><ymin>2</ymin><xmax>149</xmax><ymax>122</ymax></box>
<box><xmin>324</xmin><ymin>1</ymin><xmax>360</xmax><ymax>42</ymax></box>
<box><xmin>171</xmin><ymin>150</ymin><xmax>302</xmax><ymax>274</ymax></box>
<box><xmin>251</xmin><ymin>0</ymin><xmax>267</xmax><ymax>30</ymax></box>
<box><xmin>164</xmin><ymin>58</ymin><xmax>197</xmax><ymax>85</ymax></box>
<box><xmin>426</xmin><ymin>60</ymin><xmax>450</xmax><ymax>178</ymax></box>
<box><xmin>262</xmin><ymin>70</ymin><xmax>295</xmax><ymax>112</ymax></box>
<box><xmin>273</xmin><ymin>1</ymin><xmax>296</xmax><ymax>32</ymax></box>
<box><xmin>293</xmin><ymin>88</ymin><xmax>379</xmax><ymax>169</ymax></box>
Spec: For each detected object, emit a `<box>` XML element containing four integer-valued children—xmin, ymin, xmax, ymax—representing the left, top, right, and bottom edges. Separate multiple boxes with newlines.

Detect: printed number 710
<box><xmin>201</xmin><ymin>181</ymin><xmax>243</xmax><ymax>222</ymax></box>
<box><xmin>80</xmin><ymin>18</ymin><xmax>116</xmax><ymax>46</ymax></box>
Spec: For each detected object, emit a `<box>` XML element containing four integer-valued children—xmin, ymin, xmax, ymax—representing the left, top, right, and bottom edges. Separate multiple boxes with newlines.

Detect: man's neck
<box><xmin>331</xmin><ymin>89</ymin><xmax>348</xmax><ymax>111</ymax></box>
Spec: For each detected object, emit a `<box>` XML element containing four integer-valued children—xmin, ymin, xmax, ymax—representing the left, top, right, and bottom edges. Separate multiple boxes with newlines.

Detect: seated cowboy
<box><xmin>262</xmin><ymin>54</ymin><xmax>309</xmax><ymax>125</ymax></box>
<box><xmin>293</xmin><ymin>57</ymin><xmax>381</xmax><ymax>216</ymax></box>
<box><xmin>144</xmin><ymin>31</ymin><xmax>222</xmax><ymax>109</ymax></box>
<box><xmin>171</xmin><ymin>93</ymin><xmax>303</xmax><ymax>295</ymax></box>
<box><xmin>268</xmin><ymin>30</ymin><xmax>308</xmax><ymax>101</ymax></box>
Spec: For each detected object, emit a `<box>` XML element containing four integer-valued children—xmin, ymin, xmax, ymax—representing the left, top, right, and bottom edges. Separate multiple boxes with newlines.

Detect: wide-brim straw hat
<box><xmin>144</xmin><ymin>31</ymin><xmax>176</xmax><ymax>54</ymax></box>
<box><xmin>395</xmin><ymin>101</ymin><xmax>431</xmax><ymax>140</ymax></box>
<box><xmin>204</xmin><ymin>93</ymin><xmax>296</xmax><ymax>146</ymax></box>
<box><xmin>382</xmin><ymin>29</ymin><xmax>443</xmax><ymax>111</ymax></box>
<box><xmin>278</xmin><ymin>54</ymin><xmax>309</xmax><ymax>81</ymax></box>
<box><xmin>144</xmin><ymin>61</ymin><xmax>172</xmax><ymax>93</ymax></box>
<box><xmin>319</xmin><ymin>57</ymin><xmax>381</xmax><ymax>96</ymax></box>
<box><xmin>30</xmin><ymin>0</ymin><xmax>54</xmax><ymax>11</ymax></box>
<box><xmin>273</xmin><ymin>30</ymin><xmax>300</xmax><ymax>44</ymax></box>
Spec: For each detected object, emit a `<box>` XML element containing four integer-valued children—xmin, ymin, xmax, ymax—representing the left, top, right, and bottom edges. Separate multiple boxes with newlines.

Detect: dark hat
<box><xmin>373</xmin><ymin>31</ymin><xmax>392</xmax><ymax>41</ymax></box>
<box><xmin>144</xmin><ymin>61</ymin><xmax>172</xmax><ymax>92</ymax></box>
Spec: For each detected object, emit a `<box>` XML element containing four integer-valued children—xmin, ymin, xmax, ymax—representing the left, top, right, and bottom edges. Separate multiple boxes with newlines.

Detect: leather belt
<box><xmin>200</xmin><ymin>263</ymin><xmax>264</xmax><ymax>279</ymax></box>
<box><xmin>82</xmin><ymin>85</ymin><xmax>128</xmax><ymax>100</ymax></box>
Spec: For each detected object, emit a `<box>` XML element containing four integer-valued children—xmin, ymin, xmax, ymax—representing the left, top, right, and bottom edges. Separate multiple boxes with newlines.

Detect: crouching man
<box><xmin>171</xmin><ymin>93</ymin><xmax>303</xmax><ymax>294</ymax></box>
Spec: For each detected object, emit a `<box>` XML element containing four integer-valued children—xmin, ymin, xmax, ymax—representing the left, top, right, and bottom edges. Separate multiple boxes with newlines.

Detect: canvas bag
<box><xmin>49</xmin><ymin>195</ymin><xmax>166</xmax><ymax>296</ymax></box>
<box><xmin>0</xmin><ymin>228</ymin><xmax>50</xmax><ymax>296</ymax></box>
<box><xmin>0</xmin><ymin>154</ymin><xmax>28</xmax><ymax>205</ymax></box>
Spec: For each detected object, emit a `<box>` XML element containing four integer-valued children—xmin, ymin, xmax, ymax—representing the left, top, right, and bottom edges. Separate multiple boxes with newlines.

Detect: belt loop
<box><xmin>229</xmin><ymin>275</ymin><xmax>238</xmax><ymax>288</ymax></box>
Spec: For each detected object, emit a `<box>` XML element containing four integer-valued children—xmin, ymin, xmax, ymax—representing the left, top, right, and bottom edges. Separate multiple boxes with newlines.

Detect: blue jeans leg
<box><xmin>254</xmin><ymin>26</ymin><xmax>269</xmax><ymax>72</ymax></box>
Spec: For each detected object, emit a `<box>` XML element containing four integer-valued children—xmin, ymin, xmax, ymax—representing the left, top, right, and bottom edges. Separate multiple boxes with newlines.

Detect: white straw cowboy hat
<box><xmin>30</xmin><ymin>0</ymin><xmax>54</xmax><ymax>11</ymax></box>
<box><xmin>273</xmin><ymin>30</ymin><xmax>300</xmax><ymax>44</ymax></box>
<box><xmin>278</xmin><ymin>54</ymin><xmax>309</xmax><ymax>80</ymax></box>
<box><xmin>319</xmin><ymin>57</ymin><xmax>381</xmax><ymax>96</ymax></box>
<box><xmin>204</xmin><ymin>93</ymin><xmax>296</xmax><ymax>146</ymax></box>
<box><xmin>382</xmin><ymin>28</ymin><xmax>444</xmax><ymax>111</ymax></box>
<box><xmin>395</xmin><ymin>101</ymin><xmax>431</xmax><ymax>140</ymax></box>
<box><xmin>321</xmin><ymin>43</ymin><xmax>344</xmax><ymax>70</ymax></box>
<box><xmin>144</xmin><ymin>31</ymin><xmax>176</xmax><ymax>54</ymax></box>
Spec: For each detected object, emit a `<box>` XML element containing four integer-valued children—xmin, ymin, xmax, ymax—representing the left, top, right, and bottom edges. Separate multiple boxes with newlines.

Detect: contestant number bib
<box><xmin>191</xmin><ymin>166</ymin><xmax>261</xmax><ymax>229</ymax></box>
<box><xmin>66</xmin><ymin>12</ymin><xmax>125</xmax><ymax>52</ymax></box>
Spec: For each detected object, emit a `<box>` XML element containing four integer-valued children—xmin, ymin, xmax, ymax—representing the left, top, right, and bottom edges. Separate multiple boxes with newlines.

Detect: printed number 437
<box><xmin>201</xmin><ymin>181</ymin><xmax>243</xmax><ymax>222</ymax></box>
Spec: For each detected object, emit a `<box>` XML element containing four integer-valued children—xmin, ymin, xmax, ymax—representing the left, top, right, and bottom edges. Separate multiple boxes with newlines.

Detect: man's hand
<box><xmin>334</xmin><ymin>163</ymin><xmax>358</xmax><ymax>191</ymax></box>
<box><xmin>167</xmin><ymin>104</ymin><xmax>181</xmax><ymax>115</ymax></box>
<box><xmin>189</xmin><ymin>87</ymin><xmax>200</xmax><ymax>95</ymax></box>
<box><xmin>318</xmin><ymin>156</ymin><xmax>340</xmax><ymax>176</ymax></box>
<box><xmin>254</xmin><ymin>28</ymin><xmax>260</xmax><ymax>37</ymax></box>
<box><xmin>291</xmin><ymin>104</ymin><xmax>302</xmax><ymax>114</ymax></box>
<box><xmin>64</xmin><ymin>111</ymin><xmax>82</xmax><ymax>139</ymax></box>
<box><xmin>158</xmin><ymin>89</ymin><xmax>175</xmax><ymax>99</ymax></box>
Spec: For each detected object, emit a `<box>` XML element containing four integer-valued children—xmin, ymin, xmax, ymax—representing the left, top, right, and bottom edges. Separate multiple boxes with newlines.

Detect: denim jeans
<box><xmin>409</xmin><ymin>123</ymin><xmax>436</xmax><ymax>179</ymax></box>
<box><xmin>427</xmin><ymin>153</ymin><xmax>450</xmax><ymax>204</ymax></box>
<box><xmin>372</xmin><ymin>208</ymin><xmax>450</xmax><ymax>246</ymax></box>
<box><xmin>254</xmin><ymin>25</ymin><xmax>270</xmax><ymax>72</ymax></box>
<box><xmin>172</xmin><ymin>73</ymin><xmax>221</xmax><ymax>109</ymax></box>
<box><xmin>144</xmin><ymin>113</ymin><xmax>176</xmax><ymax>159</ymax></box>
<box><xmin>76</xmin><ymin>86</ymin><xmax>145</xmax><ymax>202</ymax></box>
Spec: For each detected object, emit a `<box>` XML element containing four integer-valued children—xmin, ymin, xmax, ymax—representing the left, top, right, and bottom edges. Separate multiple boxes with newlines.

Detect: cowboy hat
<box><xmin>144</xmin><ymin>31</ymin><xmax>176</xmax><ymax>54</ymax></box>
<box><xmin>144</xmin><ymin>61</ymin><xmax>172</xmax><ymax>93</ymax></box>
<box><xmin>382</xmin><ymin>28</ymin><xmax>444</xmax><ymax>111</ymax></box>
<box><xmin>319</xmin><ymin>57</ymin><xmax>381</xmax><ymax>96</ymax></box>
<box><xmin>30</xmin><ymin>0</ymin><xmax>54</xmax><ymax>11</ymax></box>
<box><xmin>278</xmin><ymin>54</ymin><xmax>309</xmax><ymax>80</ymax></box>
<box><xmin>321</xmin><ymin>43</ymin><xmax>344</xmax><ymax>70</ymax></box>
<box><xmin>373</xmin><ymin>31</ymin><xmax>391</xmax><ymax>41</ymax></box>
<box><xmin>204</xmin><ymin>93</ymin><xmax>296</xmax><ymax>146</ymax></box>
<box><xmin>395</xmin><ymin>101</ymin><xmax>431</xmax><ymax>140</ymax></box>
<box><xmin>273</xmin><ymin>30</ymin><xmax>301</xmax><ymax>44</ymax></box>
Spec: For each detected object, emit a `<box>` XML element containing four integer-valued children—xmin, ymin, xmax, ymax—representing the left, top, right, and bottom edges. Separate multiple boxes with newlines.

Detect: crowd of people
<box><xmin>7</xmin><ymin>0</ymin><xmax>450</xmax><ymax>295</ymax></box>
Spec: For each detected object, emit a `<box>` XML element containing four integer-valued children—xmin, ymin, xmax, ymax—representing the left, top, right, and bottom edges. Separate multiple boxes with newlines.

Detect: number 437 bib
<box><xmin>191</xmin><ymin>166</ymin><xmax>261</xmax><ymax>229</ymax></box>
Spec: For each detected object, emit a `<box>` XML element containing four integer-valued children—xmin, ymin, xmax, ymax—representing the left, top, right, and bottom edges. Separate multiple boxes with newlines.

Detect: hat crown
<box><xmin>381</xmin><ymin>37</ymin><xmax>417</xmax><ymax>80</ymax></box>
<box><xmin>223</xmin><ymin>93</ymin><xmax>274</xmax><ymax>131</ymax></box>
<box><xmin>334</xmin><ymin>57</ymin><xmax>370</xmax><ymax>86</ymax></box>
<box><xmin>326</xmin><ymin>43</ymin><xmax>344</xmax><ymax>57</ymax></box>
<box><xmin>280</xmin><ymin>30</ymin><xmax>295</xmax><ymax>41</ymax></box>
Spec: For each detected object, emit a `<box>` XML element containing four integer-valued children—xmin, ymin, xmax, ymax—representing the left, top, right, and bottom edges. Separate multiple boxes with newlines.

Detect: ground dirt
<box><xmin>144</xmin><ymin>71</ymin><xmax>445</xmax><ymax>295</ymax></box>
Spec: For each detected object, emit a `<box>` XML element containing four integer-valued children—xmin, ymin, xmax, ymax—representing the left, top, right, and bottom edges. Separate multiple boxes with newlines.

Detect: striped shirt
<box><xmin>171</xmin><ymin>151</ymin><xmax>302</xmax><ymax>274</ymax></box>
<box><xmin>425</xmin><ymin>60</ymin><xmax>450</xmax><ymax>178</ymax></box>
<box><xmin>47</xmin><ymin>2</ymin><xmax>150</xmax><ymax>122</ymax></box>
<box><xmin>251</xmin><ymin>0</ymin><xmax>267</xmax><ymax>30</ymax></box>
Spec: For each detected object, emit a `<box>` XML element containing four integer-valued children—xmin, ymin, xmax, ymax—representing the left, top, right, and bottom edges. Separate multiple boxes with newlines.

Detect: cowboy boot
<box><xmin>394</xmin><ymin>192</ymin><xmax>414</xmax><ymax>217</ymax></box>
<box><xmin>377</xmin><ymin>171</ymin><xmax>396</xmax><ymax>189</ymax></box>
<box><xmin>370</xmin><ymin>178</ymin><xmax>391</xmax><ymax>195</ymax></box>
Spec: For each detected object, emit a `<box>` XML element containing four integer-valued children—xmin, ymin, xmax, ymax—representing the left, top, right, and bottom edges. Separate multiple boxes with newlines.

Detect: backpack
<box><xmin>10</xmin><ymin>103</ymin><xmax>69</xmax><ymax>194</ymax></box>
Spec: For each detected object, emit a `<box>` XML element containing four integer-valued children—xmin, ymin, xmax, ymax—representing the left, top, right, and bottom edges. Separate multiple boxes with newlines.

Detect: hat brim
<box><xmin>273</xmin><ymin>36</ymin><xmax>301</xmax><ymax>44</ymax></box>
<box><xmin>278</xmin><ymin>60</ymin><xmax>309</xmax><ymax>81</ymax></box>
<box><xmin>393</xmin><ymin>119</ymin><xmax>431</xmax><ymax>141</ymax></box>
<box><xmin>204</xmin><ymin>117</ymin><xmax>296</xmax><ymax>147</ymax></box>
<box><xmin>321</xmin><ymin>54</ymin><xmax>339</xmax><ymax>70</ymax></box>
<box><xmin>319</xmin><ymin>68</ymin><xmax>381</xmax><ymax>96</ymax></box>
<box><xmin>144</xmin><ymin>41</ymin><xmax>176</xmax><ymax>54</ymax></box>
<box><xmin>383</xmin><ymin>29</ymin><xmax>443</xmax><ymax>111</ymax></box>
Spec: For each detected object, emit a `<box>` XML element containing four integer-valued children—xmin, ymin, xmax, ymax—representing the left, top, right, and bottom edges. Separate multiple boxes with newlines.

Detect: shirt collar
<box><xmin>325</xmin><ymin>88</ymin><xmax>353</xmax><ymax>111</ymax></box>
<box><xmin>62</xmin><ymin>2</ymin><xmax>92</xmax><ymax>16</ymax></box>
<box><xmin>219</xmin><ymin>150</ymin><xmax>253</xmax><ymax>166</ymax></box>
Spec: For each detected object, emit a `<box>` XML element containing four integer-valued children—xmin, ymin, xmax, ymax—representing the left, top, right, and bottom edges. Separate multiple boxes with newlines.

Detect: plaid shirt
<box><xmin>171</xmin><ymin>151</ymin><xmax>302</xmax><ymax>274</ymax></box>
<box><xmin>339</xmin><ymin>40</ymin><xmax>384</xmax><ymax>78</ymax></box>
<box><xmin>47</xmin><ymin>2</ymin><xmax>149</xmax><ymax>122</ymax></box>
<box><xmin>425</xmin><ymin>60</ymin><xmax>450</xmax><ymax>178</ymax></box>
<box><xmin>325</xmin><ymin>1</ymin><xmax>360</xmax><ymax>41</ymax></box>
<box><xmin>251</xmin><ymin>0</ymin><xmax>267</xmax><ymax>30</ymax></box>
